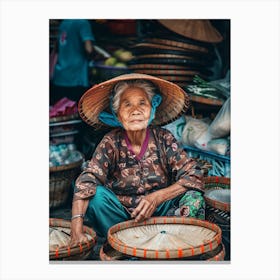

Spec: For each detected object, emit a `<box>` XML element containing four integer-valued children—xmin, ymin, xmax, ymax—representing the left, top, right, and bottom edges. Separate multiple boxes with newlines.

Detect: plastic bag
<box><xmin>181</xmin><ymin>117</ymin><xmax>210</xmax><ymax>146</ymax></box>
<box><xmin>207</xmin><ymin>138</ymin><xmax>229</xmax><ymax>156</ymax></box>
<box><xmin>163</xmin><ymin>116</ymin><xmax>186</xmax><ymax>142</ymax></box>
<box><xmin>209</xmin><ymin>97</ymin><xmax>230</xmax><ymax>138</ymax></box>
<box><xmin>194</xmin><ymin>98</ymin><xmax>230</xmax><ymax>151</ymax></box>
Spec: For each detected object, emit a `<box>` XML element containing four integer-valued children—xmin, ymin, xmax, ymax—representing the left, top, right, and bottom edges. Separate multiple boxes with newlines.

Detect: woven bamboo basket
<box><xmin>49</xmin><ymin>113</ymin><xmax>79</xmax><ymax>123</ymax></box>
<box><xmin>95</xmin><ymin>62</ymin><xmax>131</xmax><ymax>80</ymax></box>
<box><xmin>107</xmin><ymin>217</ymin><xmax>222</xmax><ymax>260</ymax></box>
<box><xmin>49</xmin><ymin>218</ymin><xmax>97</xmax><ymax>260</ymax></box>
<box><xmin>144</xmin><ymin>38</ymin><xmax>210</xmax><ymax>53</ymax></box>
<box><xmin>100</xmin><ymin>242</ymin><xmax>225</xmax><ymax>261</ymax></box>
<box><xmin>203</xmin><ymin>176</ymin><xmax>231</xmax><ymax>230</ymax></box>
<box><xmin>204</xmin><ymin>176</ymin><xmax>230</xmax><ymax>260</ymax></box>
<box><xmin>204</xmin><ymin>176</ymin><xmax>230</xmax><ymax>212</ymax></box>
<box><xmin>49</xmin><ymin>156</ymin><xmax>83</xmax><ymax>209</ymax></box>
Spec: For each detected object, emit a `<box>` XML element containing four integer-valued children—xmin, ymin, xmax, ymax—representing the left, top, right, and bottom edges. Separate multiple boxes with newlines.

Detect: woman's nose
<box><xmin>131</xmin><ymin>105</ymin><xmax>141</xmax><ymax>114</ymax></box>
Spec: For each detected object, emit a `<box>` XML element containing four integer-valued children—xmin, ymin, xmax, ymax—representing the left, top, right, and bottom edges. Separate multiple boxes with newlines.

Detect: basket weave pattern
<box><xmin>204</xmin><ymin>176</ymin><xmax>230</xmax><ymax>212</ymax></box>
<box><xmin>49</xmin><ymin>218</ymin><xmax>97</xmax><ymax>260</ymax></box>
<box><xmin>49</xmin><ymin>159</ymin><xmax>83</xmax><ymax>208</ymax></box>
<box><xmin>99</xmin><ymin>242</ymin><xmax>225</xmax><ymax>261</ymax></box>
<box><xmin>108</xmin><ymin>217</ymin><xmax>222</xmax><ymax>260</ymax></box>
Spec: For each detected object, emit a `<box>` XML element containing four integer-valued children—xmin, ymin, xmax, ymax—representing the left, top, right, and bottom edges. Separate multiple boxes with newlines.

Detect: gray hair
<box><xmin>112</xmin><ymin>80</ymin><xmax>156</xmax><ymax>113</ymax></box>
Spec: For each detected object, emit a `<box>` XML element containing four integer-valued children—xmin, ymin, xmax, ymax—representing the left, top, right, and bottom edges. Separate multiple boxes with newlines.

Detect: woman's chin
<box><xmin>124</xmin><ymin>122</ymin><xmax>148</xmax><ymax>131</ymax></box>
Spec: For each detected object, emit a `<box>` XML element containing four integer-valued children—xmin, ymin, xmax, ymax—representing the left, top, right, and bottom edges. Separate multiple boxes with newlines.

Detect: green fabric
<box><xmin>178</xmin><ymin>190</ymin><xmax>205</xmax><ymax>219</ymax></box>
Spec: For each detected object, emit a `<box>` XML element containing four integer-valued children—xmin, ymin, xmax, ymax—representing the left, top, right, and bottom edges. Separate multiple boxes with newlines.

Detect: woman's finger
<box><xmin>135</xmin><ymin>199</ymin><xmax>157</xmax><ymax>222</ymax></box>
<box><xmin>131</xmin><ymin>200</ymin><xmax>145</xmax><ymax>218</ymax></box>
<box><xmin>145</xmin><ymin>204</ymin><xmax>156</xmax><ymax>219</ymax></box>
<box><xmin>134</xmin><ymin>202</ymin><xmax>150</xmax><ymax>222</ymax></box>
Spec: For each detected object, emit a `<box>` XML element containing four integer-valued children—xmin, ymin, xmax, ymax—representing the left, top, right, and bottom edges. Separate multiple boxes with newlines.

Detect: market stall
<box><xmin>49</xmin><ymin>19</ymin><xmax>230</xmax><ymax>261</ymax></box>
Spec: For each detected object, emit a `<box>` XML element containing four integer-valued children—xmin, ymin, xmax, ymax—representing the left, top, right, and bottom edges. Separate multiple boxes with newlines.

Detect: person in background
<box><xmin>69</xmin><ymin>73</ymin><xmax>206</xmax><ymax>246</ymax></box>
<box><xmin>50</xmin><ymin>19</ymin><xmax>96</xmax><ymax>105</ymax></box>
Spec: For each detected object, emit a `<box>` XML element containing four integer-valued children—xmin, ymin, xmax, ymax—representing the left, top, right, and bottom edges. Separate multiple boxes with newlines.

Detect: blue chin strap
<box><xmin>98</xmin><ymin>94</ymin><xmax>162</xmax><ymax>128</ymax></box>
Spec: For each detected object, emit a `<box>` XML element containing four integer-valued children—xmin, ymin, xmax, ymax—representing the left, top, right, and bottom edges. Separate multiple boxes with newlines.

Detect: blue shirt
<box><xmin>53</xmin><ymin>19</ymin><xmax>95</xmax><ymax>87</ymax></box>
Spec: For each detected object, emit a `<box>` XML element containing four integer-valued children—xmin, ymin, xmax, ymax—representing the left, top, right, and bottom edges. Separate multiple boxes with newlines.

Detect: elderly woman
<box><xmin>70</xmin><ymin>73</ymin><xmax>205</xmax><ymax>246</ymax></box>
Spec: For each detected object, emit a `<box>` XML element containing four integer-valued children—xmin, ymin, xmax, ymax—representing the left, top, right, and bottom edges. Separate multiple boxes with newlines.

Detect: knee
<box><xmin>88</xmin><ymin>186</ymin><xmax>109</xmax><ymax>211</ymax></box>
<box><xmin>178</xmin><ymin>190</ymin><xmax>205</xmax><ymax>219</ymax></box>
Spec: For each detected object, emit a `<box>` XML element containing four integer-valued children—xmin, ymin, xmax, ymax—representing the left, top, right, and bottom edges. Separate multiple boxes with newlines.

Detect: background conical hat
<box><xmin>128</xmin><ymin>57</ymin><xmax>212</xmax><ymax>67</ymax></box>
<box><xmin>158</xmin><ymin>20</ymin><xmax>223</xmax><ymax>43</ymax></box>
<box><xmin>128</xmin><ymin>63</ymin><xmax>196</xmax><ymax>70</ymax></box>
<box><xmin>131</xmin><ymin>42</ymin><xmax>189</xmax><ymax>52</ymax></box>
<box><xmin>144</xmin><ymin>37</ymin><xmax>210</xmax><ymax>53</ymax></box>
<box><xmin>131</xmin><ymin>47</ymin><xmax>212</xmax><ymax>59</ymax></box>
<box><xmin>132</xmin><ymin>69</ymin><xmax>203</xmax><ymax>76</ymax></box>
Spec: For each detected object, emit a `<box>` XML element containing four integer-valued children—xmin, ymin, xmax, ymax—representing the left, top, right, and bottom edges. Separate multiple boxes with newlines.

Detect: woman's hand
<box><xmin>131</xmin><ymin>192</ymin><xmax>161</xmax><ymax>223</ymax></box>
<box><xmin>70</xmin><ymin>230</ymin><xmax>88</xmax><ymax>247</ymax></box>
<box><xmin>131</xmin><ymin>183</ymin><xmax>187</xmax><ymax>223</ymax></box>
<box><xmin>70</xmin><ymin>217</ymin><xmax>88</xmax><ymax>247</ymax></box>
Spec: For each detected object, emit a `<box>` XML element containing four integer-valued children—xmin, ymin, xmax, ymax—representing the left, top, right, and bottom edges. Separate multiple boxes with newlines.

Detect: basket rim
<box><xmin>95</xmin><ymin>61</ymin><xmax>129</xmax><ymax>70</ymax></box>
<box><xmin>108</xmin><ymin>216</ymin><xmax>222</xmax><ymax>260</ymax></box>
<box><xmin>49</xmin><ymin>113</ymin><xmax>79</xmax><ymax>123</ymax></box>
<box><xmin>204</xmin><ymin>189</ymin><xmax>230</xmax><ymax>212</ymax></box>
<box><xmin>100</xmin><ymin>241</ymin><xmax>225</xmax><ymax>261</ymax></box>
<box><xmin>204</xmin><ymin>176</ymin><xmax>230</xmax><ymax>185</ymax></box>
<box><xmin>203</xmin><ymin>176</ymin><xmax>230</xmax><ymax>212</ymax></box>
<box><xmin>49</xmin><ymin>154</ymin><xmax>84</xmax><ymax>172</ymax></box>
<box><xmin>49</xmin><ymin>218</ymin><xmax>97</xmax><ymax>260</ymax></box>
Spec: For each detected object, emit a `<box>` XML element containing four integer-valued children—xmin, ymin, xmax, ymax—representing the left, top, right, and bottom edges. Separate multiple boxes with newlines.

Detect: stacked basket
<box><xmin>128</xmin><ymin>20</ymin><xmax>223</xmax><ymax>87</ymax></box>
<box><xmin>49</xmin><ymin>113</ymin><xmax>84</xmax><ymax>209</ymax></box>
<box><xmin>203</xmin><ymin>176</ymin><xmax>230</xmax><ymax>260</ymax></box>
<box><xmin>49</xmin><ymin>157</ymin><xmax>83</xmax><ymax>208</ymax></box>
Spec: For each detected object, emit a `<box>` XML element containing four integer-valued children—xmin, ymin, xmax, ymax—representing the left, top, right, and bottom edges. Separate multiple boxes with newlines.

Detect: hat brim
<box><xmin>78</xmin><ymin>73</ymin><xmax>190</xmax><ymax>128</ymax></box>
<box><xmin>131</xmin><ymin>46</ymin><xmax>212</xmax><ymax>59</ymax></box>
<box><xmin>128</xmin><ymin>57</ymin><xmax>212</xmax><ymax>67</ymax></box>
<box><xmin>143</xmin><ymin>38</ymin><xmax>210</xmax><ymax>53</ymax></box>
<box><xmin>158</xmin><ymin>20</ymin><xmax>223</xmax><ymax>43</ymax></box>
<box><xmin>128</xmin><ymin>63</ymin><xmax>212</xmax><ymax>76</ymax></box>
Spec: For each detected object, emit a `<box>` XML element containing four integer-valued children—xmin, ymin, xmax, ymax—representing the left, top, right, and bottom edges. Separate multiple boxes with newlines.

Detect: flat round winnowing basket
<box><xmin>49</xmin><ymin>157</ymin><xmax>83</xmax><ymax>209</ymax></box>
<box><xmin>204</xmin><ymin>176</ymin><xmax>231</xmax><ymax>215</ymax></box>
<box><xmin>100</xmin><ymin>241</ymin><xmax>225</xmax><ymax>261</ymax></box>
<box><xmin>204</xmin><ymin>188</ymin><xmax>230</xmax><ymax>212</ymax></box>
<box><xmin>204</xmin><ymin>176</ymin><xmax>231</xmax><ymax>260</ymax></box>
<box><xmin>49</xmin><ymin>218</ymin><xmax>97</xmax><ymax>260</ymax></box>
<box><xmin>108</xmin><ymin>217</ymin><xmax>222</xmax><ymax>260</ymax></box>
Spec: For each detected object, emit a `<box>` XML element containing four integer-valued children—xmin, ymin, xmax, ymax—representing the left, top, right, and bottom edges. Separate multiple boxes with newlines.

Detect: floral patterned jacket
<box><xmin>73</xmin><ymin>126</ymin><xmax>204</xmax><ymax>210</ymax></box>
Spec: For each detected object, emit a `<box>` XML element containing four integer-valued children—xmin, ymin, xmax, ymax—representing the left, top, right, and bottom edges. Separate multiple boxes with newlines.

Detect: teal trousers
<box><xmin>85</xmin><ymin>186</ymin><xmax>181</xmax><ymax>238</ymax></box>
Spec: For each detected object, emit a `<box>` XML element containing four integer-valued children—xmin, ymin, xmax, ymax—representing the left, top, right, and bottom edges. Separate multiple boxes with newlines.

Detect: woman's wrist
<box><xmin>71</xmin><ymin>213</ymin><xmax>85</xmax><ymax>220</ymax></box>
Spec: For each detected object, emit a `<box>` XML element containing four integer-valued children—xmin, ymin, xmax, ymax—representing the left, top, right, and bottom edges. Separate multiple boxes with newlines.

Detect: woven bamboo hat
<box><xmin>158</xmin><ymin>20</ymin><xmax>223</xmax><ymax>43</ymax></box>
<box><xmin>78</xmin><ymin>73</ymin><xmax>190</xmax><ymax>128</ymax></box>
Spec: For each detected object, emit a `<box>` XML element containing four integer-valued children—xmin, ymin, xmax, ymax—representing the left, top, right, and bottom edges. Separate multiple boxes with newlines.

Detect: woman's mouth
<box><xmin>129</xmin><ymin>119</ymin><xmax>144</xmax><ymax>123</ymax></box>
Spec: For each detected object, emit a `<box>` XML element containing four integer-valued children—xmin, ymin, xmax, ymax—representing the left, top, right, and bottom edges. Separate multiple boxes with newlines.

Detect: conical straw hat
<box><xmin>158</xmin><ymin>20</ymin><xmax>223</xmax><ymax>43</ymax></box>
<box><xmin>78</xmin><ymin>73</ymin><xmax>190</xmax><ymax>128</ymax></box>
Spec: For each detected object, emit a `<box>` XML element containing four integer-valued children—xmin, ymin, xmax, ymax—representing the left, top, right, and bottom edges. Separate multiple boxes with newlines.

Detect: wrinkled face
<box><xmin>117</xmin><ymin>87</ymin><xmax>151</xmax><ymax>131</ymax></box>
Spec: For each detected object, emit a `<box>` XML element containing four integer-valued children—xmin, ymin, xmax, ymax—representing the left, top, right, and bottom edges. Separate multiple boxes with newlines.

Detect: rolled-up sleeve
<box><xmin>73</xmin><ymin>135</ymin><xmax>114</xmax><ymax>201</ymax></box>
<box><xmin>161</xmin><ymin>129</ymin><xmax>204</xmax><ymax>193</ymax></box>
